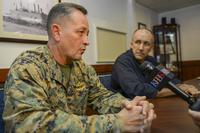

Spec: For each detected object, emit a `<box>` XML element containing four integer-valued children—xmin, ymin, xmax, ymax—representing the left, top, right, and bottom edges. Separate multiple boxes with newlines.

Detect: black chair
<box><xmin>99</xmin><ymin>74</ymin><xmax>112</xmax><ymax>90</ymax></box>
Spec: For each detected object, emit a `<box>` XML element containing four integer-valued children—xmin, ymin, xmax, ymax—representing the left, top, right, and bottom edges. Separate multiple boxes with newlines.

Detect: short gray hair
<box><xmin>47</xmin><ymin>2</ymin><xmax>88</xmax><ymax>37</ymax></box>
<box><xmin>132</xmin><ymin>28</ymin><xmax>154</xmax><ymax>44</ymax></box>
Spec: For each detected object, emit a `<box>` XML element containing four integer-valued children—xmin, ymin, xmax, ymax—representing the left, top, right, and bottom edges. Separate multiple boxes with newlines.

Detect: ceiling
<box><xmin>135</xmin><ymin>0</ymin><xmax>200</xmax><ymax>13</ymax></box>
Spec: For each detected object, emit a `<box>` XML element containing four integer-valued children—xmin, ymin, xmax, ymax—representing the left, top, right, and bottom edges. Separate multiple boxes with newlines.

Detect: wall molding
<box><xmin>0</xmin><ymin>68</ymin><xmax>9</xmax><ymax>83</ymax></box>
<box><xmin>1</xmin><ymin>60</ymin><xmax>200</xmax><ymax>82</ymax></box>
<box><xmin>181</xmin><ymin>60</ymin><xmax>200</xmax><ymax>81</ymax></box>
<box><xmin>92</xmin><ymin>64</ymin><xmax>113</xmax><ymax>75</ymax></box>
<box><xmin>182</xmin><ymin>60</ymin><xmax>200</xmax><ymax>67</ymax></box>
<box><xmin>0</xmin><ymin>64</ymin><xmax>113</xmax><ymax>83</ymax></box>
<box><xmin>0</xmin><ymin>60</ymin><xmax>200</xmax><ymax>83</ymax></box>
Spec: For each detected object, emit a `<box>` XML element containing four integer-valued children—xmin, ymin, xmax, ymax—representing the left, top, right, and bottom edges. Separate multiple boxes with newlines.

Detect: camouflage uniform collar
<box><xmin>42</xmin><ymin>46</ymin><xmax>86</xmax><ymax>84</ymax></box>
<box><xmin>43</xmin><ymin>46</ymin><xmax>66</xmax><ymax>84</ymax></box>
<box><xmin>41</xmin><ymin>46</ymin><xmax>87</xmax><ymax>83</ymax></box>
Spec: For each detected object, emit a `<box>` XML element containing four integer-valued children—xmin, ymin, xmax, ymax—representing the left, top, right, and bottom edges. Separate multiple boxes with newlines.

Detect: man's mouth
<box><xmin>136</xmin><ymin>52</ymin><xmax>144</xmax><ymax>56</ymax></box>
<box><xmin>80</xmin><ymin>49</ymin><xmax>85</xmax><ymax>54</ymax></box>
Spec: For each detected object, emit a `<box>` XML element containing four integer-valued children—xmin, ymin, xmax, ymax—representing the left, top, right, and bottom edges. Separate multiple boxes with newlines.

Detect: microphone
<box><xmin>141</xmin><ymin>61</ymin><xmax>200</xmax><ymax>111</ymax></box>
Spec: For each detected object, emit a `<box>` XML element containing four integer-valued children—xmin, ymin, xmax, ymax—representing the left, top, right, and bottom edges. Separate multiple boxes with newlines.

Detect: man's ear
<box><xmin>51</xmin><ymin>24</ymin><xmax>61</xmax><ymax>41</ymax></box>
<box><xmin>148</xmin><ymin>44</ymin><xmax>154</xmax><ymax>56</ymax></box>
<box><xmin>130</xmin><ymin>42</ymin><xmax>134</xmax><ymax>48</ymax></box>
<box><xmin>150</xmin><ymin>43</ymin><xmax>154</xmax><ymax>49</ymax></box>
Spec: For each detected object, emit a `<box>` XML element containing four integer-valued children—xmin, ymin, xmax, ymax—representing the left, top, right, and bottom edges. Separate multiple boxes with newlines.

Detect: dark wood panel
<box><xmin>0</xmin><ymin>64</ymin><xmax>113</xmax><ymax>83</ymax></box>
<box><xmin>0</xmin><ymin>68</ymin><xmax>9</xmax><ymax>83</ymax></box>
<box><xmin>182</xmin><ymin>60</ymin><xmax>200</xmax><ymax>66</ymax></box>
<box><xmin>182</xmin><ymin>60</ymin><xmax>200</xmax><ymax>81</ymax></box>
<box><xmin>92</xmin><ymin>64</ymin><xmax>113</xmax><ymax>75</ymax></box>
<box><xmin>2</xmin><ymin>59</ymin><xmax>200</xmax><ymax>82</ymax></box>
<box><xmin>0</xmin><ymin>38</ymin><xmax>47</xmax><ymax>44</ymax></box>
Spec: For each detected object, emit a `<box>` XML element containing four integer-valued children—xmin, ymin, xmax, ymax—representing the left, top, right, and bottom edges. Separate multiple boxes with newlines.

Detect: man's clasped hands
<box><xmin>118</xmin><ymin>96</ymin><xmax>156</xmax><ymax>133</ymax></box>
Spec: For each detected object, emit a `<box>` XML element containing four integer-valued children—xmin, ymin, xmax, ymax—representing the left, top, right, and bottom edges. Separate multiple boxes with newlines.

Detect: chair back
<box><xmin>0</xmin><ymin>86</ymin><xmax>4</xmax><ymax>133</ymax></box>
<box><xmin>99</xmin><ymin>74</ymin><xmax>112</xmax><ymax>90</ymax></box>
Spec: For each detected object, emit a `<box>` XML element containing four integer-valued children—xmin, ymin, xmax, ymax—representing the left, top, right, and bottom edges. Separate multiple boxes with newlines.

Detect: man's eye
<box><xmin>78</xmin><ymin>30</ymin><xmax>84</xmax><ymax>34</ymax></box>
<box><xmin>144</xmin><ymin>42</ymin><xmax>150</xmax><ymax>46</ymax></box>
<box><xmin>135</xmin><ymin>40</ymin><xmax>141</xmax><ymax>45</ymax></box>
<box><xmin>77</xmin><ymin>30</ymin><xmax>86</xmax><ymax>36</ymax></box>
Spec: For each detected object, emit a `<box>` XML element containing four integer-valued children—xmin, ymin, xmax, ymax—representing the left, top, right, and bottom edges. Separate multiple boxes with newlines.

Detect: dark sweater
<box><xmin>111</xmin><ymin>49</ymin><xmax>159</xmax><ymax>99</ymax></box>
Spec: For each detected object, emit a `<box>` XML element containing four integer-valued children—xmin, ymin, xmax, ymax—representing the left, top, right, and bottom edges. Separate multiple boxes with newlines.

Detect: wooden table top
<box><xmin>150</xmin><ymin>96</ymin><xmax>199</xmax><ymax>133</ymax></box>
<box><xmin>86</xmin><ymin>78</ymin><xmax>200</xmax><ymax>132</ymax></box>
<box><xmin>150</xmin><ymin>78</ymin><xmax>200</xmax><ymax>133</ymax></box>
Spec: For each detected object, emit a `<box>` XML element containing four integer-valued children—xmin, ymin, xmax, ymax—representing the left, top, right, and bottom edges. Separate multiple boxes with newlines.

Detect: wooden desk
<box><xmin>151</xmin><ymin>96</ymin><xmax>199</xmax><ymax>133</ymax></box>
<box><xmin>86</xmin><ymin>78</ymin><xmax>200</xmax><ymax>132</ymax></box>
<box><xmin>87</xmin><ymin>95</ymin><xmax>200</xmax><ymax>132</ymax></box>
<box><xmin>151</xmin><ymin>79</ymin><xmax>200</xmax><ymax>133</ymax></box>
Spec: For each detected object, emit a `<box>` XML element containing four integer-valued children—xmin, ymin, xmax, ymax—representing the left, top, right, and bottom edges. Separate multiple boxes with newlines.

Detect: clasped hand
<box><xmin>118</xmin><ymin>96</ymin><xmax>156</xmax><ymax>133</ymax></box>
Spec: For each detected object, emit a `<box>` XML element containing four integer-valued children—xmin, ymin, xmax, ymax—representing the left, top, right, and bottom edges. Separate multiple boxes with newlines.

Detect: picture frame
<box><xmin>96</xmin><ymin>27</ymin><xmax>127</xmax><ymax>63</ymax></box>
<box><xmin>63</xmin><ymin>0</ymin><xmax>79</xmax><ymax>4</ymax></box>
<box><xmin>0</xmin><ymin>0</ymin><xmax>60</xmax><ymax>44</ymax></box>
<box><xmin>138</xmin><ymin>22</ymin><xmax>146</xmax><ymax>29</ymax></box>
<box><xmin>91</xmin><ymin>21</ymin><xmax>127</xmax><ymax>63</ymax></box>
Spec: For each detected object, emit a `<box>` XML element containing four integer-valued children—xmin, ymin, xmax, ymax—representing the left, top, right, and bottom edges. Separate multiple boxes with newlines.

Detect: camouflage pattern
<box><xmin>3</xmin><ymin>46</ymin><xmax>126</xmax><ymax>133</ymax></box>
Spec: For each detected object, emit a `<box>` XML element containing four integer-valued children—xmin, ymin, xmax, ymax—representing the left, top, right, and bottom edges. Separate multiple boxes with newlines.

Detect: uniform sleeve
<box><xmin>112</xmin><ymin>59</ymin><xmax>158</xmax><ymax>99</ymax></box>
<box><xmin>3</xmin><ymin>63</ymin><xmax>124</xmax><ymax>132</ymax></box>
<box><xmin>86</xmin><ymin>65</ymin><xmax>127</xmax><ymax>114</ymax></box>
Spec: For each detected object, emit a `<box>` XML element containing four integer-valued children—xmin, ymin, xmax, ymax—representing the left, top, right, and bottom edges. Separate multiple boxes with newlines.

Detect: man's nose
<box><xmin>139</xmin><ymin>43</ymin><xmax>144</xmax><ymax>50</ymax></box>
<box><xmin>83</xmin><ymin>36</ymin><xmax>89</xmax><ymax>46</ymax></box>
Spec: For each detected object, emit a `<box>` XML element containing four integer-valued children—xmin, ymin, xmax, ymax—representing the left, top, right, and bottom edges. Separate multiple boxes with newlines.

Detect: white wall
<box><xmin>135</xmin><ymin>3</ymin><xmax>158</xmax><ymax>30</ymax></box>
<box><xmin>135</xmin><ymin>2</ymin><xmax>158</xmax><ymax>56</ymax></box>
<box><xmin>78</xmin><ymin>0</ymin><xmax>129</xmax><ymax>64</ymax></box>
<box><xmin>159</xmin><ymin>4</ymin><xmax>200</xmax><ymax>61</ymax></box>
<box><xmin>0</xmin><ymin>42</ymin><xmax>43</xmax><ymax>68</ymax></box>
<box><xmin>0</xmin><ymin>0</ymin><xmax>158</xmax><ymax>68</ymax></box>
<box><xmin>68</xmin><ymin>0</ymin><xmax>158</xmax><ymax>64</ymax></box>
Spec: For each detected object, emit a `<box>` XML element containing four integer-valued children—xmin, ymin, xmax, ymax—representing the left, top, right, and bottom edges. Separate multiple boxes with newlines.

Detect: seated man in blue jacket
<box><xmin>111</xmin><ymin>28</ymin><xmax>199</xmax><ymax>99</ymax></box>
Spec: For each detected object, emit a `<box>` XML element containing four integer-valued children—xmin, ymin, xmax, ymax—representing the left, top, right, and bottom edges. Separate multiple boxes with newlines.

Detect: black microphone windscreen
<box><xmin>140</xmin><ymin>61</ymin><xmax>197</xmax><ymax>108</ymax></box>
<box><xmin>140</xmin><ymin>61</ymin><xmax>155</xmax><ymax>73</ymax></box>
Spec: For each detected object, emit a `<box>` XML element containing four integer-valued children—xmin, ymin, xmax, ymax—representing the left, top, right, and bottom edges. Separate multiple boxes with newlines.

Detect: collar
<box><xmin>43</xmin><ymin>46</ymin><xmax>87</xmax><ymax>84</ymax></box>
<box><xmin>43</xmin><ymin>46</ymin><xmax>65</xmax><ymax>83</ymax></box>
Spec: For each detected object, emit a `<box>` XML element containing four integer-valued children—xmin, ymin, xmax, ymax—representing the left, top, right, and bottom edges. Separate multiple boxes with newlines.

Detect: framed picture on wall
<box><xmin>63</xmin><ymin>0</ymin><xmax>79</xmax><ymax>4</ymax></box>
<box><xmin>0</xmin><ymin>0</ymin><xmax>60</xmax><ymax>44</ymax></box>
<box><xmin>96</xmin><ymin>27</ymin><xmax>127</xmax><ymax>63</ymax></box>
<box><xmin>138</xmin><ymin>22</ymin><xmax>146</xmax><ymax>29</ymax></box>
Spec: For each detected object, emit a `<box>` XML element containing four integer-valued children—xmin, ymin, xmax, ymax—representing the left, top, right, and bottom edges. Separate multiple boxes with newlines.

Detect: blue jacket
<box><xmin>111</xmin><ymin>49</ymin><xmax>159</xmax><ymax>99</ymax></box>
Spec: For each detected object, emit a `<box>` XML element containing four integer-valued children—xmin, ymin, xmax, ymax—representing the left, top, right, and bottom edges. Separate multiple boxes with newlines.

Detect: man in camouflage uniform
<box><xmin>3</xmin><ymin>2</ymin><xmax>156</xmax><ymax>132</ymax></box>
